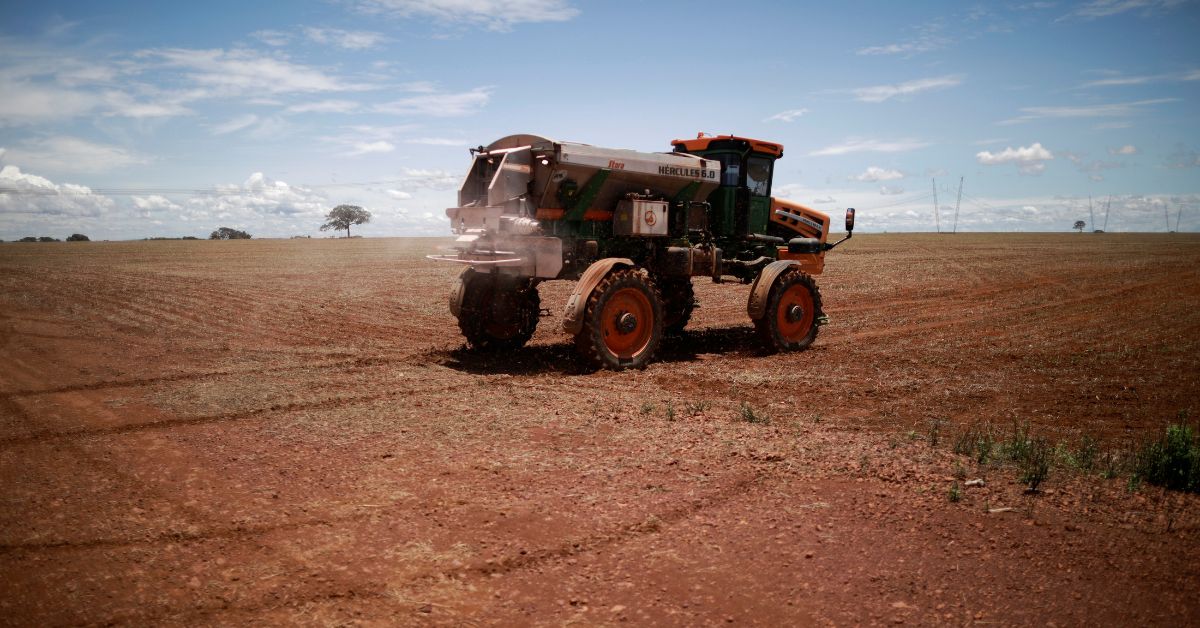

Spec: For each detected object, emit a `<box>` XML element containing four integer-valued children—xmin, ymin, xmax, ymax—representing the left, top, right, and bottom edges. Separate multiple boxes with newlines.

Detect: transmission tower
<box><xmin>1088</xmin><ymin>196</ymin><xmax>1095</xmax><ymax>232</ymax></box>
<box><xmin>931</xmin><ymin>179</ymin><xmax>940</xmax><ymax>233</ymax></box>
<box><xmin>1103</xmin><ymin>195</ymin><xmax>1112</xmax><ymax>232</ymax></box>
<box><xmin>1176</xmin><ymin>205</ymin><xmax>1184</xmax><ymax>232</ymax></box>
<box><xmin>953</xmin><ymin>177</ymin><xmax>963</xmax><ymax>233</ymax></box>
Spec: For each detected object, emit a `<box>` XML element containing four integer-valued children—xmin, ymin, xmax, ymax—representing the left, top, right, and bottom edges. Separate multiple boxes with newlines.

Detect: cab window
<box><xmin>716</xmin><ymin>154</ymin><xmax>741</xmax><ymax>187</ymax></box>
<box><xmin>746</xmin><ymin>156</ymin><xmax>772</xmax><ymax>196</ymax></box>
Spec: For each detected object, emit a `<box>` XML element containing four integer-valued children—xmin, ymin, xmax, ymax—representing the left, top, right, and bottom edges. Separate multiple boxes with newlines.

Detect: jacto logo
<box><xmin>644</xmin><ymin>210</ymin><xmax>657</xmax><ymax>226</ymax></box>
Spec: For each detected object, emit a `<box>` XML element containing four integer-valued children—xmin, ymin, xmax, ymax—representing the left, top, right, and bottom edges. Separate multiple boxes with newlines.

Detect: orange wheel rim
<box><xmin>776</xmin><ymin>284</ymin><xmax>815</xmax><ymax>341</ymax></box>
<box><xmin>600</xmin><ymin>287</ymin><xmax>653</xmax><ymax>359</ymax></box>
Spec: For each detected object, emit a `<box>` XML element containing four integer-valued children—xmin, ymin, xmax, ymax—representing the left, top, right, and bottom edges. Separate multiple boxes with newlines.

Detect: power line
<box><xmin>0</xmin><ymin>177</ymin><xmax>425</xmax><ymax>197</ymax></box>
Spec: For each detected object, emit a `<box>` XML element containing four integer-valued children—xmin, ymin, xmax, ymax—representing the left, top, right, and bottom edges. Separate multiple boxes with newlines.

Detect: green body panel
<box><xmin>748</xmin><ymin>196</ymin><xmax>771</xmax><ymax>234</ymax></box>
<box><xmin>707</xmin><ymin>188</ymin><xmax>738</xmax><ymax>237</ymax></box>
<box><xmin>672</xmin><ymin>181</ymin><xmax>701</xmax><ymax>204</ymax></box>
<box><xmin>562</xmin><ymin>169</ymin><xmax>611</xmax><ymax>222</ymax></box>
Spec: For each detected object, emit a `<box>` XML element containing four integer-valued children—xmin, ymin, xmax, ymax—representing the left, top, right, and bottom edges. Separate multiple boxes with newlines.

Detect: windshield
<box><xmin>746</xmin><ymin>156</ymin><xmax>772</xmax><ymax>196</ymax></box>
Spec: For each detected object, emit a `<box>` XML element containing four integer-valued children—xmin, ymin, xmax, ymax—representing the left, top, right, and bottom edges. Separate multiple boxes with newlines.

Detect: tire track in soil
<box><xmin>0</xmin><ymin>511</ymin><xmax>380</xmax><ymax>555</ymax></box>
<box><xmin>1</xmin><ymin>356</ymin><xmax>383</xmax><ymax>398</ymax></box>
<box><xmin>130</xmin><ymin>471</ymin><xmax>770</xmax><ymax>625</ymax></box>
<box><xmin>0</xmin><ymin>380</ymin><xmax>465</xmax><ymax>447</ymax></box>
<box><xmin>831</xmin><ymin>276</ymin><xmax>1177</xmax><ymax>345</ymax></box>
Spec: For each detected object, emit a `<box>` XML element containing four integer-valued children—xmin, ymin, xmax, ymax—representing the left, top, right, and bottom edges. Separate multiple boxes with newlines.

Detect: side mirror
<box><xmin>845</xmin><ymin>207</ymin><xmax>856</xmax><ymax>233</ymax></box>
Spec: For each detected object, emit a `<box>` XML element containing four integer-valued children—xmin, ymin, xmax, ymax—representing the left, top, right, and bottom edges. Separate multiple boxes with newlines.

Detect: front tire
<box><xmin>575</xmin><ymin>268</ymin><xmax>663</xmax><ymax>370</ymax></box>
<box><xmin>754</xmin><ymin>269</ymin><xmax>822</xmax><ymax>353</ymax></box>
<box><xmin>457</xmin><ymin>271</ymin><xmax>540</xmax><ymax>351</ymax></box>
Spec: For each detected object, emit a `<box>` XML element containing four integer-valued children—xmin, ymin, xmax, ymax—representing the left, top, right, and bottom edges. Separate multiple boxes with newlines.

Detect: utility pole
<box><xmin>932</xmin><ymin>179</ymin><xmax>940</xmax><ymax>233</ymax></box>
<box><xmin>1103</xmin><ymin>195</ymin><xmax>1112</xmax><ymax>232</ymax></box>
<box><xmin>953</xmin><ymin>177</ymin><xmax>963</xmax><ymax>234</ymax></box>
<box><xmin>1088</xmin><ymin>196</ymin><xmax>1095</xmax><ymax>233</ymax></box>
<box><xmin>1176</xmin><ymin>205</ymin><xmax>1184</xmax><ymax>232</ymax></box>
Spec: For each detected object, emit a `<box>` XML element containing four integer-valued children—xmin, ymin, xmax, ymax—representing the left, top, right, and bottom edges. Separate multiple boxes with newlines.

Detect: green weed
<box><xmin>739</xmin><ymin>402</ymin><xmax>770</xmax><ymax>425</ymax></box>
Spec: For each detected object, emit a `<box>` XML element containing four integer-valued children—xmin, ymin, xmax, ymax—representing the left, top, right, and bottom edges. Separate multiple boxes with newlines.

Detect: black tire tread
<box><xmin>574</xmin><ymin>268</ymin><xmax>663</xmax><ymax>370</ymax></box>
<box><xmin>753</xmin><ymin>269</ymin><xmax>823</xmax><ymax>353</ymax></box>
<box><xmin>458</xmin><ymin>271</ymin><xmax>540</xmax><ymax>351</ymax></box>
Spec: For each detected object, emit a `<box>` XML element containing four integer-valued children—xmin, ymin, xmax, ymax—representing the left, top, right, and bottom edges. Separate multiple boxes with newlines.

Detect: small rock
<box><xmin>418</xmin><ymin>603</ymin><xmax>433</xmax><ymax>614</ymax></box>
<box><xmin>611</xmin><ymin>605</ymin><xmax>626</xmax><ymax>614</ymax></box>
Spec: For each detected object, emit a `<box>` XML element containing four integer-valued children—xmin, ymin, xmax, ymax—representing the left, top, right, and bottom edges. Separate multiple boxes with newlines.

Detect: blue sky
<box><xmin>1</xmin><ymin>0</ymin><xmax>1197</xmax><ymax>239</ymax></box>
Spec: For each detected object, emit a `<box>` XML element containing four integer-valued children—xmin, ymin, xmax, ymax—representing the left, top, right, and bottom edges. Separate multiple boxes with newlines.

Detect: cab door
<box><xmin>744</xmin><ymin>155</ymin><xmax>774</xmax><ymax>235</ymax></box>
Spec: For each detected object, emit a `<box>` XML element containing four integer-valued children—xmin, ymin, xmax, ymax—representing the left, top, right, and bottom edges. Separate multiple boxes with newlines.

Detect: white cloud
<box><xmin>1065</xmin><ymin>0</ymin><xmax>1187</xmax><ymax>19</ymax></box>
<box><xmin>809</xmin><ymin>138</ymin><xmax>931</xmax><ymax>156</ymax></box>
<box><xmin>405</xmin><ymin>137</ymin><xmax>468</xmax><ymax>146</ymax></box>
<box><xmin>879</xmin><ymin>186</ymin><xmax>905</xmax><ymax>196</ymax></box>
<box><xmin>401</xmin><ymin>168</ymin><xmax>460</xmax><ymax>189</ymax></box>
<box><xmin>303</xmin><ymin>27</ymin><xmax>386</xmax><ymax>50</ymax></box>
<box><xmin>286</xmin><ymin>100</ymin><xmax>362</xmax><ymax>114</ymax></box>
<box><xmin>0</xmin><ymin>165</ymin><xmax>115</xmax><ymax>218</ymax></box>
<box><xmin>252</xmin><ymin>30</ymin><xmax>292</xmax><ymax>46</ymax></box>
<box><xmin>375</xmin><ymin>86</ymin><xmax>491</xmax><ymax>116</ymax></box>
<box><xmin>765</xmin><ymin>108</ymin><xmax>809</xmax><ymax>122</ymax></box>
<box><xmin>853</xmin><ymin>75</ymin><xmax>964</xmax><ymax>103</ymax></box>
<box><xmin>99</xmin><ymin>90</ymin><xmax>193</xmax><ymax>118</ymax></box>
<box><xmin>352</xmin><ymin>0</ymin><xmax>580</xmax><ymax>31</ymax></box>
<box><xmin>1080</xmin><ymin>69</ymin><xmax>1200</xmax><ymax>88</ymax></box>
<box><xmin>386</xmin><ymin>189</ymin><xmax>413</xmax><ymax>199</ymax></box>
<box><xmin>143</xmin><ymin>48</ymin><xmax>369</xmax><ymax>96</ymax></box>
<box><xmin>195</xmin><ymin>172</ymin><xmax>329</xmax><ymax>219</ymax></box>
<box><xmin>0</xmin><ymin>81</ymin><xmax>102</xmax><ymax>123</ymax></box>
<box><xmin>132</xmin><ymin>195</ymin><xmax>183</xmax><ymax>212</ymax></box>
<box><xmin>1166</xmin><ymin>145</ymin><xmax>1200</xmax><ymax>169</ymax></box>
<box><xmin>2</xmin><ymin>136</ymin><xmax>145</xmax><ymax>174</ymax></box>
<box><xmin>348</xmin><ymin>141</ymin><xmax>396</xmax><ymax>156</ymax></box>
<box><xmin>1108</xmin><ymin>144</ymin><xmax>1139</xmax><ymax>155</ymax></box>
<box><xmin>212</xmin><ymin>114</ymin><xmax>260</xmax><ymax>135</ymax></box>
<box><xmin>999</xmin><ymin>98</ymin><xmax>1175</xmax><ymax>124</ymax></box>
<box><xmin>853</xmin><ymin>166</ymin><xmax>904</xmax><ymax>182</ymax></box>
<box><xmin>976</xmin><ymin>142</ymin><xmax>1054</xmax><ymax>175</ymax></box>
<box><xmin>857</xmin><ymin>20</ymin><xmax>949</xmax><ymax>56</ymax></box>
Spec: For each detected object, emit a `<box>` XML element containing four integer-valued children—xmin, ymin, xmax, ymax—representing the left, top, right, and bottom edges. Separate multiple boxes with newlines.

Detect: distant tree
<box><xmin>1073</xmin><ymin>220</ymin><xmax>1086</xmax><ymax>233</ymax></box>
<box><xmin>209</xmin><ymin>227</ymin><xmax>252</xmax><ymax>240</ymax></box>
<box><xmin>320</xmin><ymin>204</ymin><xmax>372</xmax><ymax>238</ymax></box>
<box><xmin>66</xmin><ymin>233</ymin><xmax>90</xmax><ymax>242</ymax></box>
<box><xmin>19</xmin><ymin>236</ymin><xmax>38</xmax><ymax>242</ymax></box>
<box><xmin>182</xmin><ymin>236</ymin><xmax>200</xmax><ymax>240</ymax></box>
<box><xmin>38</xmin><ymin>236</ymin><xmax>61</xmax><ymax>242</ymax></box>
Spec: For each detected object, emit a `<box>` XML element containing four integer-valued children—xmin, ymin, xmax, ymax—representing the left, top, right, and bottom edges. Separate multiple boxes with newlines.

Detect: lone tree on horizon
<box><xmin>321</xmin><ymin>205</ymin><xmax>372</xmax><ymax>238</ymax></box>
<box><xmin>210</xmin><ymin>227</ymin><xmax>252</xmax><ymax>240</ymax></box>
<box><xmin>1074</xmin><ymin>220</ymin><xmax>1086</xmax><ymax>233</ymax></box>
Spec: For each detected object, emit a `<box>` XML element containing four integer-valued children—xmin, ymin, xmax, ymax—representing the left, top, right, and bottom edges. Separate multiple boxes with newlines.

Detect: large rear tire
<box><xmin>457</xmin><ymin>271</ymin><xmax>539</xmax><ymax>351</ymax></box>
<box><xmin>754</xmin><ymin>269</ymin><xmax>822</xmax><ymax>353</ymax></box>
<box><xmin>659</xmin><ymin>277</ymin><xmax>695</xmax><ymax>336</ymax></box>
<box><xmin>575</xmin><ymin>268</ymin><xmax>663</xmax><ymax>370</ymax></box>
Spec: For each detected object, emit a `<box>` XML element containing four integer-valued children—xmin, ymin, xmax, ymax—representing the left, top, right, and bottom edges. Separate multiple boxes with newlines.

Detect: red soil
<box><xmin>1</xmin><ymin>233</ymin><xmax>1198</xmax><ymax>625</ymax></box>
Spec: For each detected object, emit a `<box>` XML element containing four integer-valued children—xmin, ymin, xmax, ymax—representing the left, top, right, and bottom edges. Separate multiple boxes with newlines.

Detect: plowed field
<box><xmin>2</xmin><ymin>233</ymin><xmax>1198</xmax><ymax>625</ymax></box>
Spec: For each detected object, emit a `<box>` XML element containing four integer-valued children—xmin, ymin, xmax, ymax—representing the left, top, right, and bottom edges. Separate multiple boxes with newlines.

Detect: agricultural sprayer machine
<box><xmin>428</xmin><ymin>133</ymin><xmax>854</xmax><ymax>369</ymax></box>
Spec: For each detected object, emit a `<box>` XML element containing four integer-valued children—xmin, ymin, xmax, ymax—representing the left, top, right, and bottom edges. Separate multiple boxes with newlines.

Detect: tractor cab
<box><xmin>671</xmin><ymin>134</ymin><xmax>784</xmax><ymax>238</ymax></box>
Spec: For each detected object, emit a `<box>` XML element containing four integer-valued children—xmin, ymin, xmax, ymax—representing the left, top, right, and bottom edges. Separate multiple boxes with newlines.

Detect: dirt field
<box><xmin>1</xmin><ymin>233</ymin><xmax>1198</xmax><ymax>626</ymax></box>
